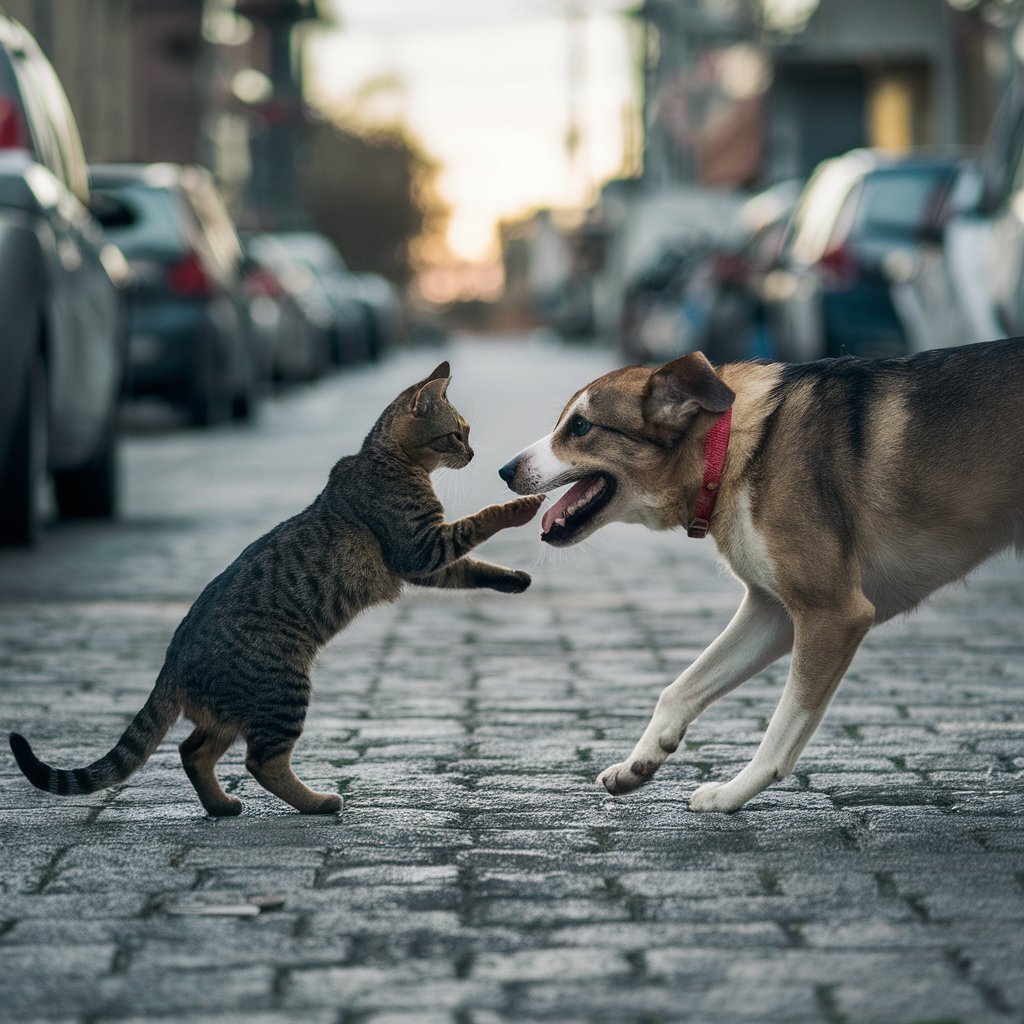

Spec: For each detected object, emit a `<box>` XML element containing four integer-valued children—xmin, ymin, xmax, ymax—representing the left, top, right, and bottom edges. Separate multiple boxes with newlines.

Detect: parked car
<box><xmin>886</xmin><ymin>161</ymin><xmax>992</xmax><ymax>351</ymax></box>
<box><xmin>88</xmin><ymin>163</ymin><xmax>256</xmax><ymax>425</ymax></box>
<box><xmin>0</xmin><ymin>13</ymin><xmax>128</xmax><ymax>545</ymax></box>
<box><xmin>354</xmin><ymin>271</ymin><xmax>405</xmax><ymax>359</ymax></box>
<box><xmin>618</xmin><ymin>230</ymin><xmax>717</xmax><ymax>364</ymax></box>
<box><xmin>241</xmin><ymin>232</ymin><xmax>333</xmax><ymax>382</ymax></box>
<box><xmin>271</xmin><ymin>232</ymin><xmax>377</xmax><ymax>364</ymax></box>
<box><xmin>701</xmin><ymin>180</ymin><xmax>803</xmax><ymax>363</ymax></box>
<box><xmin>763</xmin><ymin>149</ymin><xmax>967</xmax><ymax>361</ymax></box>
<box><xmin>976</xmin><ymin>71</ymin><xmax>1024</xmax><ymax>341</ymax></box>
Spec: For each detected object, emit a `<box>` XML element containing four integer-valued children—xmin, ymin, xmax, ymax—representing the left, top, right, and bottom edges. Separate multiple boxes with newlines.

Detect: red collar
<box><xmin>687</xmin><ymin>407</ymin><xmax>732</xmax><ymax>539</ymax></box>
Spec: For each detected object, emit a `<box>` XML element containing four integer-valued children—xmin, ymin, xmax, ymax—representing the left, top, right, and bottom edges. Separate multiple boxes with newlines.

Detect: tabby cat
<box><xmin>9</xmin><ymin>362</ymin><xmax>543</xmax><ymax>816</ymax></box>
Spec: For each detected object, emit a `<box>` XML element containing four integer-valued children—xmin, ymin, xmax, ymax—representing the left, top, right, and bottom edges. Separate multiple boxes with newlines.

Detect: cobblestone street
<box><xmin>1</xmin><ymin>336</ymin><xmax>1022</xmax><ymax>1023</ymax></box>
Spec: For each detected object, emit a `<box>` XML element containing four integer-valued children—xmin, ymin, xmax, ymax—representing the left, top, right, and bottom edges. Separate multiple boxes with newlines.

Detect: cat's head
<box><xmin>390</xmin><ymin>361</ymin><xmax>473</xmax><ymax>470</ymax></box>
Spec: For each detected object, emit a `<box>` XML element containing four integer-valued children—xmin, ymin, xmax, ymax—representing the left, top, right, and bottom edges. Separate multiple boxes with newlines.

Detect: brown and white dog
<box><xmin>499</xmin><ymin>339</ymin><xmax>1024</xmax><ymax>812</ymax></box>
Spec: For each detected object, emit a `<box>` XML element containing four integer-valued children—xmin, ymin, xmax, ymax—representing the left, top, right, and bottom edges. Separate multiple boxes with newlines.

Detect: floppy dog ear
<box><xmin>642</xmin><ymin>352</ymin><xmax>734</xmax><ymax>431</ymax></box>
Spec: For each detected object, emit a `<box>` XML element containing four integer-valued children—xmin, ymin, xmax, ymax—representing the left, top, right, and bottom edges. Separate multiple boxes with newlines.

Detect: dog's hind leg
<box><xmin>690</xmin><ymin>591</ymin><xmax>874</xmax><ymax>813</ymax></box>
<box><xmin>598</xmin><ymin>588</ymin><xmax>793</xmax><ymax>795</ymax></box>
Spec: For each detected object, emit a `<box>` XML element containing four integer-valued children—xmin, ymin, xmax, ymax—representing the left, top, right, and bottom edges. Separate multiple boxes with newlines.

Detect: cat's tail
<box><xmin>9</xmin><ymin>681</ymin><xmax>180</xmax><ymax>796</ymax></box>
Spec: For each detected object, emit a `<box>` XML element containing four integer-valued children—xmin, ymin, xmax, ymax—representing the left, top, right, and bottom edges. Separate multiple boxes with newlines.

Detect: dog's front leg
<box><xmin>598</xmin><ymin>588</ymin><xmax>793</xmax><ymax>795</ymax></box>
<box><xmin>690</xmin><ymin>593</ymin><xmax>874</xmax><ymax>813</ymax></box>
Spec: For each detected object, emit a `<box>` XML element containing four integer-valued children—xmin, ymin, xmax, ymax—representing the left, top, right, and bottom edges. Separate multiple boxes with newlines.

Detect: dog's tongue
<box><xmin>541</xmin><ymin>476</ymin><xmax>600</xmax><ymax>534</ymax></box>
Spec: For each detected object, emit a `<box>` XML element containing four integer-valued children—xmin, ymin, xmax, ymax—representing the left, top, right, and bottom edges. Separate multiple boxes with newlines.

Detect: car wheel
<box><xmin>0</xmin><ymin>349</ymin><xmax>48</xmax><ymax>545</ymax></box>
<box><xmin>230</xmin><ymin>360</ymin><xmax>256</xmax><ymax>423</ymax></box>
<box><xmin>188</xmin><ymin>378</ymin><xmax>230</xmax><ymax>427</ymax></box>
<box><xmin>53</xmin><ymin>416</ymin><xmax>118</xmax><ymax>520</ymax></box>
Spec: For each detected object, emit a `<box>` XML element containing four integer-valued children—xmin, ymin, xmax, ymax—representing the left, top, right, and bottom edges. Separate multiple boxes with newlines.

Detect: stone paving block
<box><xmin>0</xmin><ymin>942</ymin><xmax>116</xmax><ymax>975</ymax></box>
<box><xmin>833</xmin><ymin>976</ymin><xmax>996</xmax><ymax>1024</ymax></box>
<box><xmin>546</xmin><ymin>920</ymin><xmax>787</xmax><ymax>950</ymax></box>
<box><xmin>0</xmin><ymin>891</ymin><xmax>152</xmax><ymax>922</ymax></box>
<box><xmin>111</xmin><ymin>1016</ymin><xmax>337</xmax><ymax>1024</ymax></box>
<box><xmin>473</xmin><ymin>946</ymin><xmax>633</xmax><ymax>983</ymax></box>
<box><xmin>472</xmin><ymin>896</ymin><xmax>634</xmax><ymax>928</ymax></box>
<box><xmin>281</xmin><ymin>964</ymin><xmax>496</xmax><ymax>1013</ymax></box>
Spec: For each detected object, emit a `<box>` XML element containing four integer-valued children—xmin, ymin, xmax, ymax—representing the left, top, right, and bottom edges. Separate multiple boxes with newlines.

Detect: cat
<box><xmin>9</xmin><ymin>361</ymin><xmax>544</xmax><ymax>816</ymax></box>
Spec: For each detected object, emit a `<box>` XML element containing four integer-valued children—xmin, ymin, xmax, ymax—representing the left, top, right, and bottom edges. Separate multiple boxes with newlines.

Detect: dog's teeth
<box><xmin>555</xmin><ymin>517</ymin><xmax>566</xmax><ymax>527</ymax></box>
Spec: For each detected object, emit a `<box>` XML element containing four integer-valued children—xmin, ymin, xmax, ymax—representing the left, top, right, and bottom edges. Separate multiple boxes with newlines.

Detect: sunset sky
<box><xmin>306</xmin><ymin>0</ymin><xmax>639</xmax><ymax>263</ymax></box>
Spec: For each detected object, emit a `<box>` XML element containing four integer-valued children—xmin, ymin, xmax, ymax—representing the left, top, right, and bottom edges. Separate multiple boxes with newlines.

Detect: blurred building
<box><xmin>637</xmin><ymin>0</ymin><xmax>1014</xmax><ymax>189</ymax></box>
<box><xmin>3</xmin><ymin>0</ymin><xmax>327</xmax><ymax>225</ymax></box>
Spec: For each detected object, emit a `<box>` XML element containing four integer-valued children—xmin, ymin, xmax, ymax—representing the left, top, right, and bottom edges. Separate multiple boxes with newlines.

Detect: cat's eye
<box><xmin>569</xmin><ymin>415</ymin><xmax>591</xmax><ymax>437</ymax></box>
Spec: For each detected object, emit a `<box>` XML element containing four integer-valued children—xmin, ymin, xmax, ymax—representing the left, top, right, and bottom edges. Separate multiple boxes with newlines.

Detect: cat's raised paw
<box><xmin>499</xmin><ymin>494</ymin><xmax>546</xmax><ymax>528</ymax></box>
<box><xmin>492</xmin><ymin>569</ymin><xmax>531</xmax><ymax>593</ymax></box>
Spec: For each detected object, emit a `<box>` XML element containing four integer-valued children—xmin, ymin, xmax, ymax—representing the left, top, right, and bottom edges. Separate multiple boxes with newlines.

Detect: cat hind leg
<box><xmin>180</xmin><ymin>725</ymin><xmax>241</xmax><ymax>817</ymax></box>
<box><xmin>244</xmin><ymin>728</ymin><xmax>341</xmax><ymax>814</ymax></box>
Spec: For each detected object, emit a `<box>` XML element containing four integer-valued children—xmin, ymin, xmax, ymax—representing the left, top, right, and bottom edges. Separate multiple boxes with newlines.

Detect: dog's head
<box><xmin>499</xmin><ymin>352</ymin><xmax>734</xmax><ymax>546</ymax></box>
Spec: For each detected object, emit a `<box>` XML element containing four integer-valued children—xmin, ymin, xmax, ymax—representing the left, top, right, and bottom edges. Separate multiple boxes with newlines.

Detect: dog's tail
<box><xmin>10</xmin><ymin>680</ymin><xmax>179</xmax><ymax>796</ymax></box>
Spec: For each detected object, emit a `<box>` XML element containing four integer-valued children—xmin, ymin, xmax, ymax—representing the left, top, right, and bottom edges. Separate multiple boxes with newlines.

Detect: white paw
<box><xmin>689</xmin><ymin>779</ymin><xmax>744</xmax><ymax>813</ymax></box>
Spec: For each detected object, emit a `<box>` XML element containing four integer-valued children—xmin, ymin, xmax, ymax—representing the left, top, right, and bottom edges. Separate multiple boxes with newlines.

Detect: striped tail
<box><xmin>9</xmin><ymin>687</ymin><xmax>179</xmax><ymax>796</ymax></box>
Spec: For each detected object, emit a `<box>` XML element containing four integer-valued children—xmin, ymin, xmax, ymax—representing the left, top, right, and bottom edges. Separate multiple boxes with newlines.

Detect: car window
<box><xmin>31</xmin><ymin>55</ymin><xmax>89</xmax><ymax>202</ymax></box>
<box><xmin>7</xmin><ymin>29</ymin><xmax>88</xmax><ymax>201</ymax></box>
<box><xmin>89</xmin><ymin>184</ymin><xmax>188</xmax><ymax>256</ymax></box>
<box><xmin>786</xmin><ymin>160</ymin><xmax>861</xmax><ymax>265</ymax></box>
<box><xmin>184</xmin><ymin>175</ymin><xmax>242</xmax><ymax>270</ymax></box>
<box><xmin>979</xmin><ymin>74</ymin><xmax>1024</xmax><ymax>210</ymax></box>
<box><xmin>851</xmin><ymin>169</ymin><xmax>952</xmax><ymax>237</ymax></box>
<box><xmin>826</xmin><ymin>180</ymin><xmax>862</xmax><ymax>251</ymax></box>
<box><xmin>1008</xmin><ymin>126</ymin><xmax>1024</xmax><ymax>198</ymax></box>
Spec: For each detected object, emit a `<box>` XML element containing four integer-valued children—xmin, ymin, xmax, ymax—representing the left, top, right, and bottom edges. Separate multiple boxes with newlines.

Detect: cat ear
<box><xmin>412</xmin><ymin>376</ymin><xmax>448</xmax><ymax>417</ymax></box>
<box><xmin>426</xmin><ymin>361</ymin><xmax>451</xmax><ymax>383</ymax></box>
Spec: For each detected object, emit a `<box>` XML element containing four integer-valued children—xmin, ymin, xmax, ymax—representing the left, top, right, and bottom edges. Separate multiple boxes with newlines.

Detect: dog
<box><xmin>499</xmin><ymin>339</ymin><xmax>1024</xmax><ymax>812</ymax></box>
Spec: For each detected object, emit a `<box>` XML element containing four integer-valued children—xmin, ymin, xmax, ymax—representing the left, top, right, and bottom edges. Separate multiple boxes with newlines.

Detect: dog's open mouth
<box><xmin>541</xmin><ymin>473</ymin><xmax>616</xmax><ymax>545</ymax></box>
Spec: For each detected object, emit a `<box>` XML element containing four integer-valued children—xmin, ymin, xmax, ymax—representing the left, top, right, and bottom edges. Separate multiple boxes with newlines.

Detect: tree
<box><xmin>301</xmin><ymin>114</ymin><xmax>448</xmax><ymax>285</ymax></box>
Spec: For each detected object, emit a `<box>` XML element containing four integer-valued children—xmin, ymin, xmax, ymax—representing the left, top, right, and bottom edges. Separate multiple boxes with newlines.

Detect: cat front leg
<box><xmin>410</xmin><ymin>559</ymin><xmax>532</xmax><ymax>593</ymax></box>
<box><xmin>387</xmin><ymin>494</ymin><xmax>544</xmax><ymax>576</ymax></box>
<box><xmin>465</xmin><ymin>493</ymin><xmax>546</xmax><ymax>541</ymax></box>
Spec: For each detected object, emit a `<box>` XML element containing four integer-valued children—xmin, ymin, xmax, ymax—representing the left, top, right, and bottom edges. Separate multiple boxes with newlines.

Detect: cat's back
<box><xmin>168</xmin><ymin>458</ymin><xmax>401</xmax><ymax>661</ymax></box>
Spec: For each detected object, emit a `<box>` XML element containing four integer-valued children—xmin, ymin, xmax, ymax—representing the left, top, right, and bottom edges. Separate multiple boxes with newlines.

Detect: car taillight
<box><xmin>0</xmin><ymin>97</ymin><xmax>30</xmax><ymax>150</ymax></box>
<box><xmin>244</xmin><ymin>266</ymin><xmax>284</xmax><ymax>299</ymax></box>
<box><xmin>818</xmin><ymin>244</ymin><xmax>859</xmax><ymax>290</ymax></box>
<box><xmin>167</xmin><ymin>251</ymin><xmax>213</xmax><ymax>298</ymax></box>
<box><xmin>711</xmin><ymin>252</ymin><xmax>747</xmax><ymax>285</ymax></box>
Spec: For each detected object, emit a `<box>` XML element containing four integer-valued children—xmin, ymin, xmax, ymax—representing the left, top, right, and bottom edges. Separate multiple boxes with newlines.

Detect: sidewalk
<box><xmin>1</xmin><ymin>336</ymin><xmax>1022</xmax><ymax>1023</ymax></box>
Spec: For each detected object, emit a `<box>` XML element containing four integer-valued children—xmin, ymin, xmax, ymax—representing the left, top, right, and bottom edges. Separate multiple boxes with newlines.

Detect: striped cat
<box><xmin>9</xmin><ymin>362</ymin><xmax>543</xmax><ymax>816</ymax></box>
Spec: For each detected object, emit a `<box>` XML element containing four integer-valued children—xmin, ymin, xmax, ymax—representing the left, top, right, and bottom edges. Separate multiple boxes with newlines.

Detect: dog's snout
<box><xmin>498</xmin><ymin>456</ymin><xmax>520</xmax><ymax>484</ymax></box>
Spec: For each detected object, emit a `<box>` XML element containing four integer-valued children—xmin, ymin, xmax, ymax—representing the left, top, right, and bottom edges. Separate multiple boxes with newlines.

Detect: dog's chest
<box><xmin>714</xmin><ymin>485</ymin><xmax>778</xmax><ymax>594</ymax></box>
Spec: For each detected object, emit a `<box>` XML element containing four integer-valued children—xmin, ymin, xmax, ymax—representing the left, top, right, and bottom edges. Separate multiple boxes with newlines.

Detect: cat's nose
<box><xmin>498</xmin><ymin>456</ymin><xmax>520</xmax><ymax>484</ymax></box>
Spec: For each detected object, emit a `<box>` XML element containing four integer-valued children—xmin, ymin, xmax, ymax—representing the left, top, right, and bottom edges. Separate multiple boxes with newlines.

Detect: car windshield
<box><xmin>275</xmin><ymin>233</ymin><xmax>348</xmax><ymax>275</ymax></box>
<box><xmin>851</xmin><ymin>168</ymin><xmax>953</xmax><ymax>237</ymax></box>
<box><xmin>89</xmin><ymin>184</ymin><xmax>187</xmax><ymax>256</ymax></box>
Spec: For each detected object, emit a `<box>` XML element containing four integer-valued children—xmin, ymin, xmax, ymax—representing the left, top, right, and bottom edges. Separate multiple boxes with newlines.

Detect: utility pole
<box><xmin>565</xmin><ymin>2</ymin><xmax>592</xmax><ymax>205</ymax></box>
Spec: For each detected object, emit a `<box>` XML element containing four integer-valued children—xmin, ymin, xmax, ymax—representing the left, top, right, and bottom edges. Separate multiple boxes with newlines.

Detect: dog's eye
<box><xmin>569</xmin><ymin>415</ymin><xmax>591</xmax><ymax>437</ymax></box>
